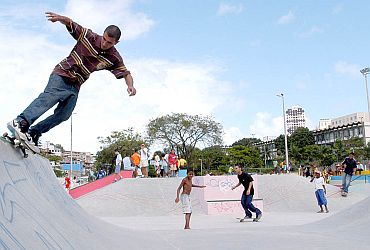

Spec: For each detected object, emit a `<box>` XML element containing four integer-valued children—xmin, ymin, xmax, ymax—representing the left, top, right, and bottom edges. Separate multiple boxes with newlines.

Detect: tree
<box><xmin>95</xmin><ymin>128</ymin><xmax>145</xmax><ymax>169</ymax></box>
<box><xmin>289</xmin><ymin>127</ymin><xmax>315</xmax><ymax>148</ymax></box>
<box><xmin>232</xmin><ymin>137</ymin><xmax>261</xmax><ymax>147</ymax></box>
<box><xmin>147</xmin><ymin>113</ymin><xmax>223</xmax><ymax>163</ymax></box>
<box><xmin>227</xmin><ymin>145</ymin><xmax>263</xmax><ymax>169</ymax></box>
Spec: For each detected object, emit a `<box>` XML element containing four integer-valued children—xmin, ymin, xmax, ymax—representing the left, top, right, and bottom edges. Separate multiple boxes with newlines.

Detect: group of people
<box><xmin>111</xmin><ymin>146</ymin><xmax>188</xmax><ymax>179</ymax></box>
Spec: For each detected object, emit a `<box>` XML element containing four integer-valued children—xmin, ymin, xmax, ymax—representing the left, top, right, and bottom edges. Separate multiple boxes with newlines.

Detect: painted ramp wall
<box><xmin>0</xmin><ymin>139</ymin><xmax>172</xmax><ymax>250</ymax></box>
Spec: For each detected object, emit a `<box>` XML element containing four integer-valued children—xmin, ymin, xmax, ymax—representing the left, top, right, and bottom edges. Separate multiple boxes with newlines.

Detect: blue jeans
<box><xmin>241</xmin><ymin>194</ymin><xmax>261</xmax><ymax>218</ymax></box>
<box><xmin>342</xmin><ymin>173</ymin><xmax>352</xmax><ymax>193</ymax></box>
<box><xmin>18</xmin><ymin>74</ymin><xmax>79</xmax><ymax>135</ymax></box>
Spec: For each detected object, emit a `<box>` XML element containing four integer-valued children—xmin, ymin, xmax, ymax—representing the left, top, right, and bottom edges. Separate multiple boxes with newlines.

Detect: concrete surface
<box><xmin>2</xmin><ymin>137</ymin><xmax>370</xmax><ymax>250</ymax></box>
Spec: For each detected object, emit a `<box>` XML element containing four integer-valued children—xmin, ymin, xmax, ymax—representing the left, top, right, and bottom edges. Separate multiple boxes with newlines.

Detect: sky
<box><xmin>1</xmin><ymin>0</ymin><xmax>370</xmax><ymax>154</ymax></box>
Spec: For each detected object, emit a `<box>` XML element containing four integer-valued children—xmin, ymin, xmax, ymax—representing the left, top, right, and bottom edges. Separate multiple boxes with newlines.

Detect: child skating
<box><xmin>310</xmin><ymin>170</ymin><xmax>329</xmax><ymax>213</ymax></box>
<box><xmin>175</xmin><ymin>169</ymin><xmax>206</xmax><ymax>229</ymax></box>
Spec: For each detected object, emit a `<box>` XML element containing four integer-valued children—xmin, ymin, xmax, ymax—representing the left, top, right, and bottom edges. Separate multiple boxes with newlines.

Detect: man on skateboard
<box><xmin>341</xmin><ymin>152</ymin><xmax>357</xmax><ymax>197</ymax></box>
<box><xmin>7</xmin><ymin>11</ymin><xmax>136</xmax><ymax>147</ymax></box>
<box><xmin>232</xmin><ymin>165</ymin><xmax>262</xmax><ymax>222</ymax></box>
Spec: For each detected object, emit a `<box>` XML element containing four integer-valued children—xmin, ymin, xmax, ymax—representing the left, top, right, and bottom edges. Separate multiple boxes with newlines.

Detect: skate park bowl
<box><xmin>2</xmin><ymin>138</ymin><xmax>370</xmax><ymax>249</ymax></box>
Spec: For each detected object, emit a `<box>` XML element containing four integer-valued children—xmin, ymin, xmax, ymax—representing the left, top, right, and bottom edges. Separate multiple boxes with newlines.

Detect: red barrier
<box><xmin>69</xmin><ymin>170</ymin><xmax>133</xmax><ymax>199</ymax></box>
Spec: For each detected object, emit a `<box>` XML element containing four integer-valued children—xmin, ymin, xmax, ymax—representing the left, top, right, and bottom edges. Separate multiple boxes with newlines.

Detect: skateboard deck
<box><xmin>3</xmin><ymin>129</ymin><xmax>40</xmax><ymax>155</ymax></box>
<box><xmin>236</xmin><ymin>217</ymin><xmax>257</xmax><ymax>222</ymax></box>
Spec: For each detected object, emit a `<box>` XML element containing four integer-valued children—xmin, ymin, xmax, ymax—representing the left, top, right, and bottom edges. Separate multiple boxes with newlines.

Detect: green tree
<box><xmin>147</xmin><ymin>113</ymin><xmax>223</xmax><ymax>164</ymax></box>
<box><xmin>232</xmin><ymin>137</ymin><xmax>261</xmax><ymax>147</ymax></box>
<box><xmin>289</xmin><ymin>127</ymin><xmax>315</xmax><ymax>148</ymax></box>
<box><xmin>96</xmin><ymin>128</ymin><xmax>145</xmax><ymax>169</ymax></box>
<box><xmin>227</xmin><ymin>145</ymin><xmax>263</xmax><ymax>168</ymax></box>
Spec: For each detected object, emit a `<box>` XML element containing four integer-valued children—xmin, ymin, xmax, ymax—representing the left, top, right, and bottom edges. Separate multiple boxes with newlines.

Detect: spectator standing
<box><xmin>140</xmin><ymin>144</ymin><xmax>149</xmax><ymax>177</ymax></box>
<box><xmin>131</xmin><ymin>149</ymin><xmax>141</xmax><ymax>178</ymax></box>
<box><xmin>310</xmin><ymin>170</ymin><xmax>329</xmax><ymax>213</ymax></box>
<box><xmin>168</xmin><ymin>149</ymin><xmax>177</xmax><ymax>177</ymax></box>
<box><xmin>113</xmin><ymin>149</ymin><xmax>123</xmax><ymax>182</ymax></box>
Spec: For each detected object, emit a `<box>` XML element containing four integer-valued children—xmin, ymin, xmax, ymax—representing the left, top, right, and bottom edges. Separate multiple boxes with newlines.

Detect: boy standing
<box><xmin>232</xmin><ymin>165</ymin><xmax>262</xmax><ymax>222</ymax></box>
<box><xmin>175</xmin><ymin>169</ymin><xmax>206</xmax><ymax>229</ymax></box>
<box><xmin>114</xmin><ymin>149</ymin><xmax>123</xmax><ymax>182</ymax></box>
<box><xmin>310</xmin><ymin>171</ymin><xmax>329</xmax><ymax>213</ymax></box>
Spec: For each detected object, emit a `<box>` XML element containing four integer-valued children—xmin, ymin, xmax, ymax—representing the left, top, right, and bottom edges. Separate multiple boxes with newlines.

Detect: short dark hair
<box><xmin>187</xmin><ymin>168</ymin><xmax>194</xmax><ymax>173</ymax></box>
<box><xmin>104</xmin><ymin>25</ymin><xmax>121</xmax><ymax>41</ymax></box>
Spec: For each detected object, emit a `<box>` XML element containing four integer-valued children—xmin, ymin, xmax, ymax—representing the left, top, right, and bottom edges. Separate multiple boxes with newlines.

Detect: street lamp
<box><xmin>276</xmin><ymin>93</ymin><xmax>289</xmax><ymax>173</ymax></box>
<box><xmin>199</xmin><ymin>158</ymin><xmax>203</xmax><ymax>176</ymax></box>
<box><xmin>70</xmin><ymin>112</ymin><xmax>77</xmax><ymax>180</ymax></box>
<box><xmin>360</xmin><ymin>68</ymin><xmax>370</xmax><ymax>124</ymax></box>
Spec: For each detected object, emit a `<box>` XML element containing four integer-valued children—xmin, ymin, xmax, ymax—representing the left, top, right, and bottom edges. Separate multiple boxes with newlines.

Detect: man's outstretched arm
<box><xmin>45</xmin><ymin>12</ymin><xmax>72</xmax><ymax>27</ymax></box>
<box><xmin>124</xmin><ymin>74</ymin><xmax>136</xmax><ymax>96</ymax></box>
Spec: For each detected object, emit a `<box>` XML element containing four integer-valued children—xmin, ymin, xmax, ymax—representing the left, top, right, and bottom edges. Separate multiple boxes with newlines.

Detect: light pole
<box><xmin>199</xmin><ymin>158</ymin><xmax>203</xmax><ymax>176</ymax></box>
<box><xmin>70</xmin><ymin>112</ymin><xmax>77</xmax><ymax>180</ymax></box>
<box><xmin>361</xmin><ymin>67</ymin><xmax>370</xmax><ymax>122</ymax></box>
<box><xmin>276</xmin><ymin>93</ymin><xmax>289</xmax><ymax>173</ymax></box>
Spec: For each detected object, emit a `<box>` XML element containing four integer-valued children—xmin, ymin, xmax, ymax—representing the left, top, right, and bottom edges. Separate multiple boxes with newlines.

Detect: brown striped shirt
<box><xmin>53</xmin><ymin>21</ymin><xmax>130</xmax><ymax>88</ymax></box>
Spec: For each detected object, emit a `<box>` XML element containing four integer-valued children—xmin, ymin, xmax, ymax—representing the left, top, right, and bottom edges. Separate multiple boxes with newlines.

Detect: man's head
<box><xmin>234</xmin><ymin>165</ymin><xmax>243</xmax><ymax>174</ymax></box>
<box><xmin>315</xmin><ymin>170</ymin><xmax>321</xmax><ymax>178</ymax></box>
<box><xmin>349</xmin><ymin>152</ymin><xmax>355</xmax><ymax>159</ymax></box>
<box><xmin>141</xmin><ymin>144</ymin><xmax>145</xmax><ymax>149</ymax></box>
<box><xmin>101</xmin><ymin>25</ymin><xmax>121</xmax><ymax>50</ymax></box>
<box><xmin>187</xmin><ymin>169</ymin><xmax>194</xmax><ymax>179</ymax></box>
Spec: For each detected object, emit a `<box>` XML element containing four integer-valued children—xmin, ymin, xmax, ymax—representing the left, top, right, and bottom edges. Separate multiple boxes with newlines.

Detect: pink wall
<box><xmin>192</xmin><ymin>175</ymin><xmax>263</xmax><ymax>215</ymax></box>
<box><xmin>70</xmin><ymin>170</ymin><xmax>133</xmax><ymax>199</ymax></box>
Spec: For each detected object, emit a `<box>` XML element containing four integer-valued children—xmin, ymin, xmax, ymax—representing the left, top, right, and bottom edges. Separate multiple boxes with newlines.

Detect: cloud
<box><xmin>249</xmin><ymin>112</ymin><xmax>284</xmax><ymax>139</ymax></box>
<box><xmin>64</xmin><ymin>0</ymin><xmax>155</xmax><ymax>40</ymax></box>
<box><xmin>224</xmin><ymin>126</ymin><xmax>243</xmax><ymax>146</ymax></box>
<box><xmin>334</xmin><ymin>61</ymin><xmax>361</xmax><ymax>78</ymax></box>
<box><xmin>332</xmin><ymin>3</ymin><xmax>344</xmax><ymax>14</ymax></box>
<box><xmin>217</xmin><ymin>3</ymin><xmax>245</xmax><ymax>16</ymax></box>
<box><xmin>277</xmin><ymin>10</ymin><xmax>295</xmax><ymax>24</ymax></box>
<box><xmin>299</xmin><ymin>26</ymin><xmax>324</xmax><ymax>38</ymax></box>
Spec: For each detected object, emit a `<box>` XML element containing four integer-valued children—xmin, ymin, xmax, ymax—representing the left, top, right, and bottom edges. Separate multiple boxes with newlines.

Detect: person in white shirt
<box><xmin>140</xmin><ymin>144</ymin><xmax>149</xmax><ymax>177</ymax></box>
<box><xmin>310</xmin><ymin>170</ymin><xmax>329</xmax><ymax>213</ymax></box>
<box><xmin>114</xmin><ymin>149</ymin><xmax>123</xmax><ymax>182</ymax></box>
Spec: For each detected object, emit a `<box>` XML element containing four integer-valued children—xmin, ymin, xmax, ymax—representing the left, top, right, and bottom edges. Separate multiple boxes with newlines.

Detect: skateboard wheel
<box><xmin>3</xmin><ymin>132</ymin><xmax>8</xmax><ymax>137</ymax></box>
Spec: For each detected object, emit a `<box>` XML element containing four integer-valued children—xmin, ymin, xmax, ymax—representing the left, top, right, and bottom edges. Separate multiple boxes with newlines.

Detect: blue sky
<box><xmin>1</xmin><ymin>0</ymin><xmax>369</xmax><ymax>153</ymax></box>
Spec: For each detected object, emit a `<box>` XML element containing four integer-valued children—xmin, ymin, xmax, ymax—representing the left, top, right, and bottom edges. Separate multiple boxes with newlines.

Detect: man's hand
<box><xmin>175</xmin><ymin>197</ymin><xmax>179</xmax><ymax>203</ymax></box>
<box><xmin>127</xmin><ymin>86</ymin><xmax>136</xmax><ymax>96</ymax></box>
<box><xmin>45</xmin><ymin>12</ymin><xmax>70</xmax><ymax>26</ymax></box>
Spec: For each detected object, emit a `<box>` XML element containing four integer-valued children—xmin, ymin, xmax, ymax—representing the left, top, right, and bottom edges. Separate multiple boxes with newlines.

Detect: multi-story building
<box><xmin>286</xmin><ymin>105</ymin><xmax>306</xmax><ymax>135</ymax></box>
<box><xmin>329</xmin><ymin>112</ymin><xmax>369</xmax><ymax>128</ymax></box>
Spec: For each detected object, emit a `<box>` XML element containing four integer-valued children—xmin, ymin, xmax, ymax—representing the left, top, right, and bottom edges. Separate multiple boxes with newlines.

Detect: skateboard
<box><xmin>341</xmin><ymin>191</ymin><xmax>347</xmax><ymax>197</ymax></box>
<box><xmin>2</xmin><ymin>132</ymin><xmax>28</xmax><ymax>157</ymax></box>
<box><xmin>237</xmin><ymin>217</ymin><xmax>258</xmax><ymax>222</ymax></box>
<box><xmin>2</xmin><ymin>130</ymin><xmax>40</xmax><ymax>156</ymax></box>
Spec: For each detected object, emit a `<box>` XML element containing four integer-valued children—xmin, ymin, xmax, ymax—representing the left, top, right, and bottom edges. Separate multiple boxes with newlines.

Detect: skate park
<box><xmin>2</xmin><ymin>139</ymin><xmax>370</xmax><ymax>250</ymax></box>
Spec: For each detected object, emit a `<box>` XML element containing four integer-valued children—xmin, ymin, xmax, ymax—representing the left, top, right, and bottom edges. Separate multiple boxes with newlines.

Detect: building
<box><xmin>318</xmin><ymin>118</ymin><xmax>332</xmax><ymax>130</ymax></box>
<box><xmin>286</xmin><ymin>105</ymin><xmax>306</xmax><ymax>135</ymax></box>
<box><xmin>329</xmin><ymin>112</ymin><xmax>369</xmax><ymax>128</ymax></box>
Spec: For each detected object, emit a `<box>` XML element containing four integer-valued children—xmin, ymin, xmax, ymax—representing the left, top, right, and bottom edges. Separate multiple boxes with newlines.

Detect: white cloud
<box><xmin>277</xmin><ymin>10</ymin><xmax>295</xmax><ymax>24</ymax></box>
<box><xmin>223</xmin><ymin>126</ymin><xmax>243</xmax><ymax>146</ymax></box>
<box><xmin>249</xmin><ymin>112</ymin><xmax>284</xmax><ymax>139</ymax></box>
<box><xmin>332</xmin><ymin>4</ymin><xmax>344</xmax><ymax>14</ymax></box>
<box><xmin>64</xmin><ymin>0</ymin><xmax>155</xmax><ymax>40</ymax></box>
<box><xmin>334</xmin><ymin>61</ymin><xmax>361</xmax><ymax>78</ymax></box>
<box><xmin>217</xmin><ymin>3</ymin><xmax>245</xmax><ymax>16</ymax></box>
<box><xmin>299</xmin><ymin>26</ymin><xmax>324</xmax><ymax>38</ymax></box>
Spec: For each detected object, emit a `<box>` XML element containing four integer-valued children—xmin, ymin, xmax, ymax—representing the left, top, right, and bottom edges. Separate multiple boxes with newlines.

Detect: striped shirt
<box><xmin>53</xmin><ymin>21</ymin><xmax>130</xmax><ymax>88</ymax></box>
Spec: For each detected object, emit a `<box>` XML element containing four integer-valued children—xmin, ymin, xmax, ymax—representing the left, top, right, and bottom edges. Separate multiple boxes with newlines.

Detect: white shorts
<box><xmin>140</xmin><ymin>160</ymin><xmax>149</xmax><ymax>167</ymax></box>
<box><xmin>181</xmin><ymin>194</ymin><xmax>192</xmax><ymax>214</ymax></box>
<box><xmin>115</xmin><ymin>164</ymin><xmax>121</xmax><ymax>174</ymax></box>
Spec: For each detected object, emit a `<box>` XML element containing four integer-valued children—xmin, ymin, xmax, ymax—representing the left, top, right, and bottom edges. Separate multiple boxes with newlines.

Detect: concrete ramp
<box><xmin>0</xmin><ymin>138</ymin><xmax>173</xmax><ymax>249</ymax></box>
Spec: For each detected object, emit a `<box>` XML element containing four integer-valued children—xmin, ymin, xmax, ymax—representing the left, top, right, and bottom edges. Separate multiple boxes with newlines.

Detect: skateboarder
<box><xmin>7</xmin><ymin>11</ymin><xmax>136</xmax><ymax>146</ymax></box>
<box><xmin>231</xmin><ymin>165</ymin><xmax>262</xmax><ymax>222</ymax></box>
<box><xmin>341</xmin><ymin>152</ymin><xmax>357</xmax><ymax>196</ymax></box>
<box><xmin>175</xmin><ymin>169</ymin><xmax>206</xmax><ymax>229</ymax></box>
<box><xmin>310</xmin><ymin>170</ymin><xmax>329</xmax><ymax>213</ymax></box>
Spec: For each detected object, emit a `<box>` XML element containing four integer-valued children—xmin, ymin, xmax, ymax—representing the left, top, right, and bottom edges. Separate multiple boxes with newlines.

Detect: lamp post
<box><xmin>276</xmin><ymin>93</ymin><xmax>289</xmax><ymax>173</ymax></box>
<box><xmin>199</xmin><ymin>158</ymin><xmax>203</xmax><ymax>176</ymax></box>
<box><xmin>361</xmin><ymin>68</ymin><xmax>370</xmax><ymax>122</ymax></box>
<box><xmin>70</xmin><ymin>112</ymin><xmax>77</xmax><ymax>180</ymax></box>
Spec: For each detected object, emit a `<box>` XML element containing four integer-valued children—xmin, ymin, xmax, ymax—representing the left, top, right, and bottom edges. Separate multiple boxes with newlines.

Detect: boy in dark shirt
<box><xmin>232</xmin><ymin>165</ymin><xmax>262</xmax><ymax>222</ymax></box>
<box><xmin>341</xmin><ymin>152</ymin><xmax>357</xmax><ymax>196</ymax></box>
